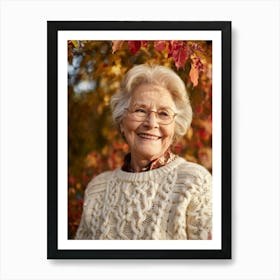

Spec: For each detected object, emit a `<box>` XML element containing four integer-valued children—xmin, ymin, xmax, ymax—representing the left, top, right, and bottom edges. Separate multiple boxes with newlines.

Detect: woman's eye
<box><xmin>158</xmin><ymin>110</ymin><xmax>169</xmax><ymax>117</ymax></box>
<box><xmin>135</xmin><ymin>108</ymin><xmax>146</xmax><ymax>113</ymax></box>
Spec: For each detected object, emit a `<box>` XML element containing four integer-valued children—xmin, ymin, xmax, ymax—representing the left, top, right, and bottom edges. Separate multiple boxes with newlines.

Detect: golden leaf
<box><xmin>71</xmin><ymin>40</ymin><xmax>79</xmax><ymax>49</ymax></box>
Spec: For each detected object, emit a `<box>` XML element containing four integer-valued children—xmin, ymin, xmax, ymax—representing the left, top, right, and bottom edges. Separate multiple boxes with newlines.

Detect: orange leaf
<box><xmin>189</xmin><ymin>63</ymin><xmax>199</xmax><ymax>87</ymax></box>
<box><xmin>112</xmin><ymin>40</ymin><xmax>124</xmax><ymax>53</ymax></box>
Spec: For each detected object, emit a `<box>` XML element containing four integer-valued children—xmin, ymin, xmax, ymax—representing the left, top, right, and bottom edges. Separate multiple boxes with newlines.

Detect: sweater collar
<box><xmin>121</xmin><ymin>150</ymin><xmax>176</xmax><ymax>173</ymax></box>
<box><xmin>116</xmin><ymin>156</ymin><xmax>186</xmax><ymax>182</ymax></box>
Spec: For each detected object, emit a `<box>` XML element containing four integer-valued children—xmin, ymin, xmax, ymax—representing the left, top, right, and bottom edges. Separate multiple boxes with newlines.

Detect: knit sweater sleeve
<box><xmin>75</xmin><ymin>194</ymin><xmax>92</xmax><ymax>239</ymax></box>
<box><xmin>75</xmin><ymin>171</ymin><xmax>112</xmax><ymax>240</ymax></box>
<box><xmin>184</xmin><ymin>165</ymin><xmax>212</xmax><ymax>240</ymax></box>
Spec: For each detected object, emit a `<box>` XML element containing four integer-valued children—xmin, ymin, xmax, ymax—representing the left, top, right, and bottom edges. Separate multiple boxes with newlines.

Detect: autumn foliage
<box><xmin>68</xmin><ymin>40</ymin><xmax>212</xmax><ymax>239</ymax></box>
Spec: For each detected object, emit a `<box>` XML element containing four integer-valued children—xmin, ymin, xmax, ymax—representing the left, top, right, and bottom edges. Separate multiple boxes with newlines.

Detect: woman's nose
<box><xmin>143</xmin><ymin>111</ymin><xmax>159</xmax><ymax>128</ymax></box>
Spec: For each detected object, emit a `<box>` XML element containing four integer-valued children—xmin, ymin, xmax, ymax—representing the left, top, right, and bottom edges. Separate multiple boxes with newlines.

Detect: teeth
<box><xmin>138</xmin><ymin>134</ymin><xmax>160</xmax><ymax>140</ymax></box>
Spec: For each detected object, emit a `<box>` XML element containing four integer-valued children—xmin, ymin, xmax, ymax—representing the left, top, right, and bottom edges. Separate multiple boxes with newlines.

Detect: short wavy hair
<box><xmin>110</xmin><ymin>64</ymin><xmax>192</xmax><ymax>142</ymax></box>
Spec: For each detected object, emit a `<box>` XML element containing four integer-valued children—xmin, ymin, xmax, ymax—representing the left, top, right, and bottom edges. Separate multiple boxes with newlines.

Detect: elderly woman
<box><xmin>75</xmin><ymin>64</ymin><xmax>212</xmax><ymax>240</ymax></box>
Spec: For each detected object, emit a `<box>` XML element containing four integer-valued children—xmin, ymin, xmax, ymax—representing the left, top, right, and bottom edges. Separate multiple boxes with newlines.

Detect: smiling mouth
<box><xmin>137</xmin><ymin>133</ymin><xmax>161</xmax><ymax>140</ymax></box>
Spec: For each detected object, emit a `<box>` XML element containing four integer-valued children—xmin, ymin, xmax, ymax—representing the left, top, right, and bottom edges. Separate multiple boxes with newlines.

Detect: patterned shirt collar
<box><xmin>121</xmin><ymin>150</ymin><xmax>176</xmax><ymax>173</ymax></box>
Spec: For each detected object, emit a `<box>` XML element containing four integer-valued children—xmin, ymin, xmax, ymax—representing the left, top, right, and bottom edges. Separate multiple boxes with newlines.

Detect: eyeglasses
<box><xmin>124</xmin><ymin>106</ymin><xmax>177</xmax><ymax>125</ymax></box>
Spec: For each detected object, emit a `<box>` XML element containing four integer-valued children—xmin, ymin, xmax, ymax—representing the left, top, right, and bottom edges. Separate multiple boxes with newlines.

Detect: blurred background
<box><xmin>68</xmin><ymin>40</ymin><xmax>212</xmax><ymax>239</ymax></box>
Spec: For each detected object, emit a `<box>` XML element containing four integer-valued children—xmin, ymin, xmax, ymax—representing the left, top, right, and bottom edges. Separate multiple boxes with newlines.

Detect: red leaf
<box><xmin>196</xmin><ymin>140</ymin><xmax>203</xmax><ymax>149</ymax></box>
<box><xmin>154</xmin><ymin>40</ymin><xmax>166</xmax><ymax>51</ymax></box>
<box><xmin>193</xmin><ymin>55</ymin><xmax>204</xmax><ymax>71</ymax></box>
<box><xmin>198</xmin><ymin>129</ymin><xmax>208</xmax><ymax>140</ymax></box>
<box><xmin>112</xmin><ymin>40</ymin><xmax>124</xmax><ymax>53</ymax></box>
<box><xmin>190</xmin><ymin>42</ymin><xmax>205</xmax><ymax>53</ymax></box>
<box><xmin>168</xmin><ymin>41</ymin><xmax>189</xmax><ymax>70</ymax></box>
<box><xmin>68</xmin><ymin>175</ymin><xmax>76</xmax><ymax>186</ymax></box>
<box><xmin>167</xmin><ymin>40</ymin><xmax>175</xmax><ymax>58</ymax></box>
<box><xmin>128</xmin><ymin>41</ymin><xmax>141</xmax><ymax>55</ymax></box>
<box><xmin>196</xmin><ymin>105</ymin><xmax>203</xmax><ymax>114</ymax></box>
<box><xmin>141</xmin><ymin>41</ymin><xmax>148</xmax><ymax>48</ymax></box>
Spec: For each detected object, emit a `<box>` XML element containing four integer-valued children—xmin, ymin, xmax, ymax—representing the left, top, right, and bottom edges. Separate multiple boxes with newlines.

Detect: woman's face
<box><xmin>120</xmin><ymin>84</ymin><xmax>176</xmax><ymax>164</ymax></box>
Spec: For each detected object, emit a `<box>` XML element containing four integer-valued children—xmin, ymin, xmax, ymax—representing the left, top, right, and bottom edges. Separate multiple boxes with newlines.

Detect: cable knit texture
<box><xmin>75</xmin><ymin>157</ymin><xmax>212</xmax><ymax>240</ymax></box>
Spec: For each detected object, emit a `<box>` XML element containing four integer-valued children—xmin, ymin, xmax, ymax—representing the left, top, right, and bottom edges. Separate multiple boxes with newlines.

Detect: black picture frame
<box><xmin>47</xmin><ymin>21</ymin><xmax>231</xmax><ymax>259</ymax></box>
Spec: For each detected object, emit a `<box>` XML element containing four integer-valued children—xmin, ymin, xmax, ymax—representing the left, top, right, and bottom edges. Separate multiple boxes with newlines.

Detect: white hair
<box><xmin>110</xmin><ymin>64</ymin><xmax>192</xmax><ymax>142</ymax></box>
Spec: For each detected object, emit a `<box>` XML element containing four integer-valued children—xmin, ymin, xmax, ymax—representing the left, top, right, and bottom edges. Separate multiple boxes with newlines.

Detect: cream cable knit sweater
<box><xmin>75</xmin><ymin>157</ymin><xmax>212</xmax><ymax>240</ymax></box>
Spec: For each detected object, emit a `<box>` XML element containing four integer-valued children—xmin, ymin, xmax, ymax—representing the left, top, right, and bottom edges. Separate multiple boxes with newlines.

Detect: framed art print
<box><xmin>47</xmin><ymin>21</ymin><xmax>231</xmax><ymax>259</ymax></box>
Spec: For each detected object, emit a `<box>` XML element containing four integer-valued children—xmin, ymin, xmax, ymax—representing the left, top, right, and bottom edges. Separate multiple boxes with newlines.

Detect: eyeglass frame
<box><xmin>124</xmin><ymin>107</ymin><xmax>177</xmax><ymax>125</ymax></box>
